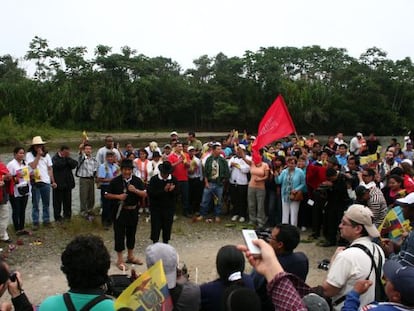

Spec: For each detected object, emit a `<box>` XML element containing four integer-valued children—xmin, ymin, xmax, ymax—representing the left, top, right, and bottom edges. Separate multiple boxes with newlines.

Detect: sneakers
<box><xmin>231</xmin><ymin>215</ymin><xmax>239</xmax><ymax>222</ymax></box>
<box><xmin>138</xmin><ymin>207</ymin><xmax>144</xmax><ymax>214</ymax></box>
<box><xmin>239</xmin><ymin>217</ymin><xmax>246</xmax><ymax>223</ymax></box>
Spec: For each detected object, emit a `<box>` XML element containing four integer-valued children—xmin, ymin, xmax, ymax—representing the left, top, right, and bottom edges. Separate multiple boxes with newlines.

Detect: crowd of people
<box><xmin>0</xmin><ymin>130</ymin><xmax>414</xmax><ymax>310</ymax></box>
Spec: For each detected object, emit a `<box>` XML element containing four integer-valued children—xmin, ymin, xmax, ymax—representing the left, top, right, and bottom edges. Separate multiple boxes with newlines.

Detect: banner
<box><xmin>252</xmin><ymin>95</ymin><xmax>296</xmax><ymax>152</ymax></box>
<box><xmin>115</xmin><ymin>260</ymin><xmax>173</xmax><ymax>311</ymax></box>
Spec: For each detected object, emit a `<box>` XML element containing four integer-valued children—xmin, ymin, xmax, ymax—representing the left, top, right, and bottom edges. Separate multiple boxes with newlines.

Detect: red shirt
<box><xmin>404</xmin><ymin>174</ymin><xmax>414</xmax><ymax>194</ymax></box>
<box><xmin>168</xmin><ymin>152</ymin><xmax>190</xmax><ymax>181</ymax></box>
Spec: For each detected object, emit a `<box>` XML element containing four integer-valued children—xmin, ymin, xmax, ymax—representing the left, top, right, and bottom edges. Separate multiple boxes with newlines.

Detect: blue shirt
<box><xmin>97</xmin><ymin>162</ymin><xmax>119</xmax><ymax>185</ymax></box>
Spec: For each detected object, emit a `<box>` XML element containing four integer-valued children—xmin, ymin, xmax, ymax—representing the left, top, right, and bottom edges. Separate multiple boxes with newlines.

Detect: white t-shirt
<box><xmin>26</xmin><ymin>152</ymin><xmax>52</xmax><ymax>184</ymax></box>
<box><xmin>6</xmin><ymin>159</ymin><xmax>31</xmax><ymax>197</ymax></box>
<box><xmin>327</xmin><ymin>237</ymin><xmax>385</xmax><ymax>311</ymax></box>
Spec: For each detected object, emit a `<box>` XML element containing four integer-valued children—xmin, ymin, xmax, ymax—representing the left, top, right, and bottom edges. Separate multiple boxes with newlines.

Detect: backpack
<box><xmin>63</xmin><ymin>293</ymin><xmax>111</xmax><ymax>311</ymax></box>
<box><xmin>332</xmin><ymin>243</ymin><xmax>386</xmax><ymax>307</ymax></box>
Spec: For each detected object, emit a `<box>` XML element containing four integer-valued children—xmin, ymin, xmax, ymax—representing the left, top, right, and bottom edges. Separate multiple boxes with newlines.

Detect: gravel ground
<box><xmin>0</xmin><ymin>214</ymin><xmax>334</xmax><ymax>307</ymax></box>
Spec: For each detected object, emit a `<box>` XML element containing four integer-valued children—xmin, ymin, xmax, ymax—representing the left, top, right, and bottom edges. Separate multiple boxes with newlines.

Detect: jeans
<box><xmin>32</xmin><ymin>183</ymin><xmax>51</xmax><ymax>224</ymax></box>
<box><xmin>199</xmin><ymin>183</ymin><xmax>223</xmax><ymax>217</ymax></box>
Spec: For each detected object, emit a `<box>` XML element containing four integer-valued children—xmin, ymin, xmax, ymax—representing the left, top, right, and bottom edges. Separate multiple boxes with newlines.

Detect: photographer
<box><xmin>0</xmin><ymin>260</ymin><xmax>33</xmax><ymax>311</ymax></box>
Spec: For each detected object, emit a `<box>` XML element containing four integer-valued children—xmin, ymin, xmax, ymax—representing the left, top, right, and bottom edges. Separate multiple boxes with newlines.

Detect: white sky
<box><xmin>1</xmin><ymin>0</ymin><xmax>413</xmax><ymax>72</ymax></box>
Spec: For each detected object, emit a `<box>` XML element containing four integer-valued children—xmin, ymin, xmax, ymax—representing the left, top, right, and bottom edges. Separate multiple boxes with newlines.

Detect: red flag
<box><xmin>252</xmin><ymin>95</ymin><xmax>296</xmax><ymax>152</ymax></box>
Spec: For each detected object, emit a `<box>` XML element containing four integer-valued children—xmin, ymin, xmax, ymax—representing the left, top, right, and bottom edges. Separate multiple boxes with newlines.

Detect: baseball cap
<box><xmin>145</xmin><ymin>243</ymin><xmax>178</xmax><ymax>289</ymax></box>
<box><xmin>383</xmin><ymin>260</ymin><xmax>414</xmax><ymax>305</ymax></box>
<box><xmin>344</xmin><ymin>204</ymin><xmax>380</xmax><ymax>238</ymax></box>
<box><xmin>302</xmin><ymin>293</ymin><xmax>330</xmax><ymax>311</ymax></box>
<box><xmin>356</xmin><ymin>132</ymin><xmax>363</xmax><ymax>137</ymax></box>
<box><xmin>396</xmin><ymin>192</ymin><xmax>414</xmax><ymax>205</ymax></box>
<box><xmin>249</xmin><ymin>135</ymin><xmax>256</xmax><ymax>140</ymax></box>
<box><xmin>355</xmin><ymin>185</ymin><xmax>370</xmax><ymax>197</ymax></box>
<box><xmin>170</xmin><ymin>131</ymin><xmax>178</xmax><ymax>137</ymax></box>
<box><xmin>402</xmin><ymin>159</ymin><xmax>413</xmax><ymax>166</ymax></box>
<box><xmin>163</xmin><ymin>144</ymin><xmax>172</xmax><ymax>149</ymax></box>
<box><xmin>238</xmin><ymin>144</ymin><xmax>246</xmax><ymax>150</ymax></box>
<box><xmin>212</xmin><ymin>142</ymin><xmax>222</xmax><ymax>147</ymax></box>
<box><xmin>309</xmin><ymin>132</ymin><xmax>315</xmax><ymax>137</ymax></box>
<box><xmin>188</xmin><ymin>146</ymin><xmax>195</xmax><ymax>151</ymax></box>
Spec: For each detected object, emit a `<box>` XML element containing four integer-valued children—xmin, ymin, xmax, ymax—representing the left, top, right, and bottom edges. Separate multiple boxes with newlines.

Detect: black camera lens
<box><xmin>9</xmin><ymin>272</ymin><xmax>17</xmax><ymax>282</ymax></box>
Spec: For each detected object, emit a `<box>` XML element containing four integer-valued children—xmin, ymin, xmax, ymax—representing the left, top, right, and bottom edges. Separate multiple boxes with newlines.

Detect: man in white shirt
<box><xmin>228</xmin><ymin>145</ymin><xmax>251</xmax><ymax>223</ymax></box>
<box><xmin>96</xmin><ymin>136</ymin><xmax>122</xmax><ymax>165</ymax></box>
<box><xmin>187</xmin><ymin>146</ymin><xmax>203</xmax><ymax>216</ymax></box>
<box><xmin>321</xmin><ymin>204</ymin><xmax>385</xmax><ymax>310</ymax></box>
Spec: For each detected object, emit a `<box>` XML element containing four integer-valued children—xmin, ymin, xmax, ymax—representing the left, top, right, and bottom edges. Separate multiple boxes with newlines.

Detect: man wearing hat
<box><xmin>26</xmin><ymin>136</ymin><xmax>57</xmax><ymax>230</ymax></box>
<box><xmin>382</xmin><ymin>192</ymin><xmax>414</xmax><ymax>267</ymax></box>
<box><xmin>145</xmin><ymin>243</ymin><xmax>200</xmax><ymax>310</ymax></box>
<box><xmin>147</xmin><ymin>161</ymin><xmax>177</xmax><ymax>244</ymax></box>
<box><xmin>321</xmin><ymin>204</ymin><xmax>385</xmax><ymax>310</ymax></box>
<box><xmin>228</xmin><ymin>144</ymin><xmax>251</xmax><ymax>223</ymax></box>
<box><xmin>196</xmin><ymin>143</ymin><xmax>230</xmax><ymax>223</ymax></box>
<box><xmin>343</xmin><ymin>259</ymin><xmax>414</xmax><ymax>310</ymax></box>
<box><xmin>105</xmin><ymin>159</ymin><xmax>147</xmax><ymax>270</ymax></box>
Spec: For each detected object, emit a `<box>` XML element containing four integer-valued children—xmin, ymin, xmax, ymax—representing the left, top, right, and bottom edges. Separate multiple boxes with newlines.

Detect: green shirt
<box><xmin>39</xmin><ymin>292</ymin><xmax>114</xmax><ymax>310</ymax></box>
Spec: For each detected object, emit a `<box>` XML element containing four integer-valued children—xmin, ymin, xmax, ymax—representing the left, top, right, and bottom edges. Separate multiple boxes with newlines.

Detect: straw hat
<box><xmin>31</xmin><ymin>136</ymin><xmax>47</xmax><ymax>145</ymax></box>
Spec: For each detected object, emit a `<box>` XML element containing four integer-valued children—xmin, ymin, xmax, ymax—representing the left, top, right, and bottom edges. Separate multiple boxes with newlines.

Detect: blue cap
<box><xmin>383</xmin><ymin>260</ymin><xmax>414</xmax><ymax>305</ymax></box>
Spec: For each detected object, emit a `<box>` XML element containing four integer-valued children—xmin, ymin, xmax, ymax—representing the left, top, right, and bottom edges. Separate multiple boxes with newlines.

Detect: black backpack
<box><xmin>63</xmin><ymin>293</ymin><xmax>112</xmax><ymax>311</ymax></box>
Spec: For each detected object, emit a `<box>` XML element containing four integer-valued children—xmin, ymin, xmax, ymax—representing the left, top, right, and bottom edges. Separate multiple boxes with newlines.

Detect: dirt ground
<box><xmin>0</xmin><ymin>215</ymin><xmax>333</xmax><ymax>307</ymax></box>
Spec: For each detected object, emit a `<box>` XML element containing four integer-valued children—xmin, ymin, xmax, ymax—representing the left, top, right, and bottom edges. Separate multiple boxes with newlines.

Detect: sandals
<box><xmin>116</xmin><ymin>262</ymin><xmax>129</xmax><ymax>271</ymax></box>
<box><xmin>126</xmin><ymin>257</ymin><xmax>144</xmax><ymax>265</ymax></box>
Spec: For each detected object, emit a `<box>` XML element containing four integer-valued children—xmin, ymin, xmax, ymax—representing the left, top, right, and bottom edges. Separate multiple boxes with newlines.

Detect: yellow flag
<box><xmin>115</xmin><ymin>260</ymin><xmax>173</xmax><ymax>311</ymax></box>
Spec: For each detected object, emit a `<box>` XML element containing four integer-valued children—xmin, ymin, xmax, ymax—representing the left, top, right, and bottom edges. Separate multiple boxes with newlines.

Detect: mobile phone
<box><xmin>242</xmin><ymin>229</ymin><xmax>261</xmax><ymax>257</ymax></box>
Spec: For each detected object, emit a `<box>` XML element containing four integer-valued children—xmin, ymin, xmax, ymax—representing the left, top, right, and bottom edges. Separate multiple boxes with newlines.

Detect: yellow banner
<box><xmin>115</xmin><ymin>260</ymin><xmax>173</xmax><ymax>311</ymax></box>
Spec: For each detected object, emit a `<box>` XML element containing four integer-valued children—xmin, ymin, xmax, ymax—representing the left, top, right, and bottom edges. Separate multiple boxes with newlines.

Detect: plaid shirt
<box><xmin>76</xmin><ymin>154</ymin><xmax>98</xmax><ymax>178</ymax></box>
<box><xmin>267</xmin><ymin>272</ymin><xmax>311</xmax><ymax>311</ymax></box>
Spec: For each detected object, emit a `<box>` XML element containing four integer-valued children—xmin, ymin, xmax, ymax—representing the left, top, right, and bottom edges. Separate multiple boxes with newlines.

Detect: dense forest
<box><xmin>1</xmin><ymin>36</ymin><xmax>414</xmax><ymax>136</ymax></box>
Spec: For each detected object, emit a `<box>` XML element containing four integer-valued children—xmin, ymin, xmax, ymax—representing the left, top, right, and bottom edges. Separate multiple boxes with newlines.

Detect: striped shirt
<box><xmin>76</xmin><ymin>154</ymin><xmax>99</xmax><ymax>178</ymax></box>
<box><xmin>361</xmin><ymin>181</ymin><xmax>387</xmax><ymax>227</ymax></box>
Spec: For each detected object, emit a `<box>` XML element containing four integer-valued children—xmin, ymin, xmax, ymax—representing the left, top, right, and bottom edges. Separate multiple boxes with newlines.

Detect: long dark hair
<box><xmin>28</xmin><ymin>145</ymin><xmax>48</xmax><ymax>157</ymax></box>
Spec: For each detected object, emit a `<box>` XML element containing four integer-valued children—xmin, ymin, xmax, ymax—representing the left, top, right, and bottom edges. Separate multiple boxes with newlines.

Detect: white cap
<box><xmin>402</xmin><ymin>159</ymin><xmax>413</xmax><ymax>166</ymax></box>
<box><xmin>188</xmin><ymin>146</ymin><xmax>195</xmax><ymax>151</ymax></box>
<box><xmin>170</xmin><ymin>131</ymin><xmax>178</xmax><ymax>137</ymax></box>
<box><xmin>396</xmin><ymin>192</ymin><xmax>414</xmax><ymax>205</ymax></box>
<box><xmin>238</xmin><ymin>144</ymin><xmax>246</xmax><ymax>150</ymax></box>
<box><xmin>249</xmin><ymin>135</ymin><xmax>256</xmax><ymax>140</ymax></box>
<box><xmin>145</xmin><ymin>243</ymin><xmax>178</xmax><ymax>289</ymax></box>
